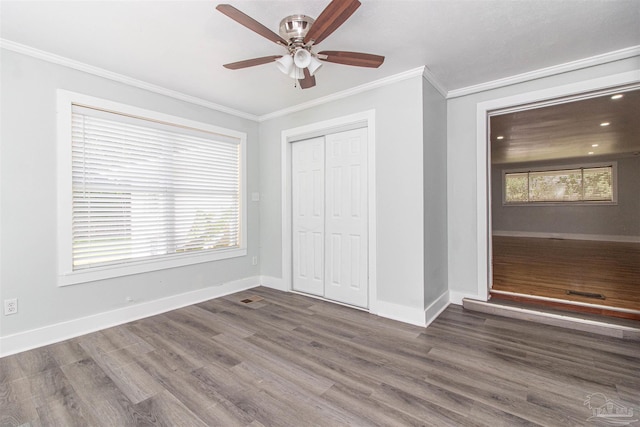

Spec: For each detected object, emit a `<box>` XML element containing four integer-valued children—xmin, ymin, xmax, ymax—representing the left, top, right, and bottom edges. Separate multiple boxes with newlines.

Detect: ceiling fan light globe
<box><xmin>308</xmin><ymin>56</ymin><xmax>323</xmax><ymax>76</ymax></box>
<box><xmin>288</xmin><ymin>66</ymin><xmax>303</xmax><ymax>80</ymax></box>
<box><xmin>275</xmin><ymin>54</ymin><xmax>293</xmax><ymax>75</ymax></box>
<box><xmin>293</xmin><ymin>49</ymin><xmax>312</xmax><ymax>68</ymax></box>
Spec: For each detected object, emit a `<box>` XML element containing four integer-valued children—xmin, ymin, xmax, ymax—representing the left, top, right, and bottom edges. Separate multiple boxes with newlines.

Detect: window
<box><xmin>504</xmin><ymin>163</ymin><xmax>615</xmax><ymax>205</ymax></box>
<box><xmin>58</xmin><ymin>91</ymin><xmax>246</xmax><ymax>285</ymax></box>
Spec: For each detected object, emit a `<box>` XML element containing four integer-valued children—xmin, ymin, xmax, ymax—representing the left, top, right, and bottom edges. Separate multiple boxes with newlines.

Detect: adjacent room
<box><xmin>489</xmin><ymin>88</ymin><xmax>640</xmax><ymax>319</ymax></box>
<box><xmin>1</xmin><ymin>0</ymin><xmax>639</xmax><ymax>425</ymax></box>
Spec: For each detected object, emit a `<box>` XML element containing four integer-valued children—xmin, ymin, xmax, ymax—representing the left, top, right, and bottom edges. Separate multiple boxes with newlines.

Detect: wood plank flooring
<box><xmin>2</xmin><ymin>287</ymin><xmax>639</xmax><ymax>426</ymax></box>
<box><xmin>492</xmin><ymin>236</ymin><xmax>640</xmax><ymax>312</ymax></box>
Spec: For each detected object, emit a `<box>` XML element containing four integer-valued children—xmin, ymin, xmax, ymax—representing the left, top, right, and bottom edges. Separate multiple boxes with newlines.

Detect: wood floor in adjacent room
<box><xmin>2</xmin><ymin>287</ymin><xmax>639</xmax><ymax>426</ymax></box>
<box><xmin>492</xmin><ymin>235</ymin><xmax>640</xmax><ymax>312</ymax></box>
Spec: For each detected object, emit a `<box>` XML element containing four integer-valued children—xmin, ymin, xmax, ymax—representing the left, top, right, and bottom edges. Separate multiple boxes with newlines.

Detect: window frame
<box><xmin>57</xmin><ymin>90</ymin><xmax>247</xmax><ymax>286</ymax></box>
<box><xmin>502</xmin><ymin>161</ymin><xmax>617</xmax><ymax>206</ymax></box>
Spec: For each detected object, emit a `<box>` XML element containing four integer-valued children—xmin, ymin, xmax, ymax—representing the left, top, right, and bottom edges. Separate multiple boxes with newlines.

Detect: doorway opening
<box><xmin>488</xmin><ymin>86</ymin><xmax>640</xmax><ymax>320</ymax></box>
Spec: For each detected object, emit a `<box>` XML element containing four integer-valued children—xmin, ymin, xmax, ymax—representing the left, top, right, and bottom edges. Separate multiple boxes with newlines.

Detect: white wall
<box><xmin>0</xmin><ymin>50</ymin><xmax>261</xmax><ymax>352</ymax></box>
<box><xmin>422</xmin><ymin>76</ymin><xmax>448</xmax><ymax>312</ymax></box>
<box><xmin>492</xmin><ymin>156</ymin><xmax>640</xmax><ymax>238</ymax></box>
<box><xmin>447</xmin><ymin>57</ymin><xmax>640</xmax><ymax>301</ymax></box>
<box><xmin>259</xmin><ymin>76</ymin><xmax>427</xmax><ymax>318</ymax></box>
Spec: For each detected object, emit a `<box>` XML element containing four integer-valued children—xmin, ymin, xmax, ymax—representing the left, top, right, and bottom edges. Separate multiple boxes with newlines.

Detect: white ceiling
<box><xmin>1</xmin><ymin>0</ymin><xmax>639</xmax><ymax>117</ymax></box>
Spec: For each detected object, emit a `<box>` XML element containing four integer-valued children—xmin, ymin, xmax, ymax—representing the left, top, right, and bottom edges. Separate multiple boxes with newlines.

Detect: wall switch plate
<box><xmin>4</xmin><ymin>298</ymin><xmax>18</xmax><ymax>315</ymax></box>
<box><xmin>252</xmin><ymin>256</ymin><xmax>258</xmax><ymax>265</ymax></box>
<box><xmin>251</xmin><ymin>192</ymin><xmax>260</xmax><ymax>202</ymax></box>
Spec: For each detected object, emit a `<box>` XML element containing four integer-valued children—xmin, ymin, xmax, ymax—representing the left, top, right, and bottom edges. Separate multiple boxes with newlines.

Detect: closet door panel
<box><xmin>324</xmin><ymin>128</ymin><xmax>368</xmax><ymax>308</ymax></box>
<box><xmin>292</xmin><ymin>137</ymin><xmax>325</xmax><ymax>296</ymax></box>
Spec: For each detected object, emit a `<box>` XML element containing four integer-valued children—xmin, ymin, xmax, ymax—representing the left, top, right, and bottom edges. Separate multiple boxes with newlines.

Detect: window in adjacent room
<box><xmin>57</xmin><ymin>90</ymin><xmax>247</xmax><ymax>285</ymax></box>
<box><xmin>503</xmin><ymin>163</ymin><xmax>615</xmax><ymax>205</ymax></box>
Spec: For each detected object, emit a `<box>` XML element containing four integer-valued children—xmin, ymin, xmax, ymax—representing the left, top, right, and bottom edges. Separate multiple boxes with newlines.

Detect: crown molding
<box><xmin>4</xmin><ymin>37</ymin><xmax>637</xmax><ymax>119</ymax></box>
<box><xmin>0</xmin><ymin>39</ymin><xmax>260</xmax><ymax>122</ymax></box>
<box><xmin>258</xmin><ymin>66</ymin><xmax>427</xmax><ymax>121</ymax></box>
<box><xmin>2</xmin><ymin>38</ymin><xmax>428</xmax><ymax>122</ymax></box>
<box><xmin>421</xmin><ymin>66</ymin><xmax>448</xmax><ymax>98</ymax></box>
<box><xmin>447</xmin><ymin>45</ymin><xmax>640</xmax><ymax>99</ymax></box>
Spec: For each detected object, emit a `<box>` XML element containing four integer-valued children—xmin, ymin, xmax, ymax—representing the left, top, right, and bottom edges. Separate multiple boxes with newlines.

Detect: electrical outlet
<box><xmin>252</xmin><ymin>256</ymin><xmax>258</xmax><ymax>266</ymax></box>
<box><xmin>4</xmin><ymin>298</ymin><xmax>18</xmax><ymax>315</ymax></box>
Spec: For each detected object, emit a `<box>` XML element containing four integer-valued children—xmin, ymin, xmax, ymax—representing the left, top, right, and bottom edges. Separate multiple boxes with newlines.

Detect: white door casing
<box><xmin>475</xmin><ymin>71</ymin><xmax>640</xmax><ymax>302</ymax></box>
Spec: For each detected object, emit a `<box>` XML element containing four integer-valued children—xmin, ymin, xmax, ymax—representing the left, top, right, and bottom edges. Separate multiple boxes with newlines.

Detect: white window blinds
<box><xmin>71</xmin><ymin>105</ymin><xmax>242</xmax><ymax>270</ymax></box>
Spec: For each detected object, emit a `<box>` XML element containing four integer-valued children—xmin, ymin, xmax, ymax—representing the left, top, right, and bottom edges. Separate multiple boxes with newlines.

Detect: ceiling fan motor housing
<box><xmin>279</xmin><ymin>14</ymin><xmax>315</xmax><ymax>45</ymax></box>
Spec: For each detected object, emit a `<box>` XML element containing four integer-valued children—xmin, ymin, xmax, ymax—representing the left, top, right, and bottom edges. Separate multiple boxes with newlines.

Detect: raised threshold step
<box><xmin>462</xmin><ymin>298</ymin><xmax>640</xmax><ymax>341</ymax></box>
<box><xmin>490</xmin><ymin>290</ymin><xmax>640</xmax><ymax>321</ymax></box>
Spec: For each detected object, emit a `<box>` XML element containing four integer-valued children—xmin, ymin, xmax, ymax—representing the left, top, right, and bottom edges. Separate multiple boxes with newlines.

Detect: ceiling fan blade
<box><xmin>216</xmin><ymin>4</ymin><xmax>288</xmax><ymax>45</ymax></box>
<box><xmin>304</xmin><ymin>0</ymin><xmax>361</xmax><ymax>46</ymax></box>
<box><xmin>318</xmin><ymin>51</ymin><xmax>384</xmax><ymax>68</ymax></box>
<box><xmin>299</xmin><ymin>68</ymin><xmax>316</xmax><ymax>89</ymax></box>
<box><xmin>223</xmin><ymin>55</ymin><xmax>282</xmax><ymax>70</ymax></box>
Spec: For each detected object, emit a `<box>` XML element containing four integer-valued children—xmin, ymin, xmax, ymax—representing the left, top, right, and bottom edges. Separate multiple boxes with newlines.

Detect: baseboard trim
<box><xmin>1</xmin><ymin>275</ymin><xmax>465</xmax><ymax>357</ymax></box>
<box><xmin>259</xmin><ymin>276</ymin><xmax>438</xmax><ymax>327</ymax></box>
<box><xmin>259</xmin><ymin>275</ymin><xmax>288</xmax><ymax>292</ymax></box>
<box><xmin>449</xmin><ymin>291</ymin><xmax>484</xmax><ymax>305</ymax></box>
<box><xmin>492</xmin><ymin>230</ymin><xmax>640</xmax><ymax>243</ymax></box>
<box><xmin>0</xmin><ymin>277</ymin><xmax>260</xmax><ymax>357</ymax></box>
<box><xmin>376</xmin><ymin>300</ymin><xmax>427</xmax><ymax>327</ymax></box>
<box><xmin>425</xmin><ymin>291</ymin><xmax>450</xmax><ymax>327</ymax></box>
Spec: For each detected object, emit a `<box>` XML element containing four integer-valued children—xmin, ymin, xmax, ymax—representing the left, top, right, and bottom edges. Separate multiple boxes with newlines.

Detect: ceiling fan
<box><xmin>216</xmin><ymin>0</ymin><xmax>385</xmax><ymax>89</ymax></box>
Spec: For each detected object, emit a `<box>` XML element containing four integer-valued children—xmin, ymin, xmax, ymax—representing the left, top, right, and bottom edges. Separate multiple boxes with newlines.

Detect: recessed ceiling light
<box><xmin>611</xmin><ymin>94</ymin><xmax>624</xmax><ymax>100</ymax></box>
<box><xmin>496</xmin><ymin>136</ymin><xmax>504</xmax><ymax>140</ymax></box>
<box><xmin>592</xmin><ymin>144</ymin><xmax>599</xmax><ymax>147</ymax></box>
<box><xmin>588</xmin><ymin>151</ymin><xmax>594</xmax><ymax>155</ymax></box>
<box><xmin>600</xmin><ymin>122</ymin><xmax>610</xmax><ymax>127</ymax></box>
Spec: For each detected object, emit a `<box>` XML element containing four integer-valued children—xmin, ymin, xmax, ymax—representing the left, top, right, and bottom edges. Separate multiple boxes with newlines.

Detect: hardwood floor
<box><xmin>2</xmin><ymin>287</ymin><xmax>639</xmax><ymax>426</ymax></box>
<box><xmin>492</xmin><ymin>236</ymin><xmax>640</xmax><ymax>313</ymax></box>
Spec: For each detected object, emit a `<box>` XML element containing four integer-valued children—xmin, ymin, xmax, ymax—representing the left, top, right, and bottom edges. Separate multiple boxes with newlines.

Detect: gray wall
<box><xmin>422</xmin><ymin>77</ymin><xmax>448</xmax><ymax>308</ymax></box>
<box><xmin>3</xmin><ymin>42</ymin><xmax>636</xmax><ymax>340</ymax></box>
<box><xmin>447</xmin><ymin>56</ymin><xmax>640</xmax><ymax>299</ymax></box>
<box><xmin>0</xmin><ymin>50</ymin><xmax>261</xmax><ymax>337</ymax></box>
<box><xmin>259</xmin><ymin>76</ymin><xmax>427</xmax><ymax>311</ymax></box>
<box><xmin>491</xmin><ymin>156</ymin><xmax>640</xmax><ymax>237</ymax></box>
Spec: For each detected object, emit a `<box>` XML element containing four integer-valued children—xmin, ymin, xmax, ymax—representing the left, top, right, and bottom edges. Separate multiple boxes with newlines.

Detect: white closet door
<box><xmin>292</xmin><ymin>137</ymin><xmax>325</xmax><ymax>296</ymax></box>
<box><xmin>324</xmin><ymin>128</ymin><xmax>368</xmax><ymax>308</ymax></box>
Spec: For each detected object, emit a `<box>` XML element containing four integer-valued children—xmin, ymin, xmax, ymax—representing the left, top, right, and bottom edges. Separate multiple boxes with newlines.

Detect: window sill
<box><xmin>58</xmin><ymin>248</ymin><xmax>247</xmax><ymax>287</ymax></box>
<box><xmin>503</xmin><ymin>201</ymin><xmax>617</xmax><ymax>207</ymax></box>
